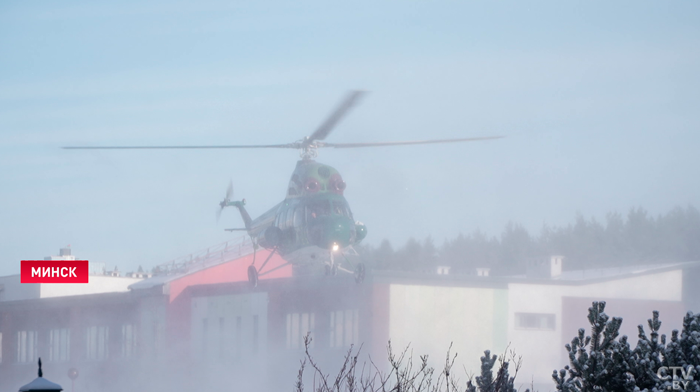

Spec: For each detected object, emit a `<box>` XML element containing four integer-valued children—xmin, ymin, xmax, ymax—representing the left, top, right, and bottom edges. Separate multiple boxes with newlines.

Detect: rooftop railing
<box><xmin>153</xmin><ymin>235</ymin><xmax>255</xmax><ymax>276</ymax></box>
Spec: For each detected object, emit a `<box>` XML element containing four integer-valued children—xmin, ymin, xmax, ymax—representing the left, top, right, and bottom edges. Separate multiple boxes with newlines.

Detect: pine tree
<box><xmin>553</xmin><ymin>301</ymin><xmax>700</xmax><ymax>392</ymax></box>
<box><xmin>467</xmin><ymin>350</ymin><xmax>525</xmax><ymax>392</ymax></box>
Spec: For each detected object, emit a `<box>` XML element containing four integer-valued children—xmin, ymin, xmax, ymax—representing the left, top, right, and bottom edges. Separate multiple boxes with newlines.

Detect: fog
<box><xmin>1</xmin><ymin>1</ymin><xmax>699</xmax><ymax>391</ymax></box>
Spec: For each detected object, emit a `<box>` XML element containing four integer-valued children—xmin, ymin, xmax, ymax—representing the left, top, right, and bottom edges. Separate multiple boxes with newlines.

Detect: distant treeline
<box><xmin>358</xmin><ymin>205</ymin><xmax>700</xmax><ymax>274</ymax></box>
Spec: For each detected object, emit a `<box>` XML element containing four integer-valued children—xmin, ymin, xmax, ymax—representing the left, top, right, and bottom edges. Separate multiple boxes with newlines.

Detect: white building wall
<box><xmin>507</xmin><ymin>270</ymin><xmax>684</xmax><ymax>388</ymax></box>
<box><xmin>388</xmin><ymin>284</ymin><xmax>508</xmax><ymax>376</ymax></box>
<box><xmin>191</xmin><ymin>292</ymin><xmax>268</xmax><ymax>363</ymax></box>
<box><xmin>138</xmin><ymin>294</ymin><xmax>168</xmax><ymax>360</ymax></box>
<box><xmin>0</xmin><ymin>275</ymin><xmax>40</xmax><ymax>302</ymax></box>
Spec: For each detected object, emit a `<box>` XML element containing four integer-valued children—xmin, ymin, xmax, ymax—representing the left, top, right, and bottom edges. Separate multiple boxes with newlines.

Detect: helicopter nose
<box><xmin>309</xmin><ymin>216</ymin><xmax>354</xmax><ymax>249</ymax></box>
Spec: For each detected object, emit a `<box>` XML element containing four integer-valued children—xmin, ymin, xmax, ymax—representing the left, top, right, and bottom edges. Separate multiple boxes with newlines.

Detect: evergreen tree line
<box><xmin>358</xmin><ymin>205</ymin><xmax>700</xmax><ymax>274</ymax></box>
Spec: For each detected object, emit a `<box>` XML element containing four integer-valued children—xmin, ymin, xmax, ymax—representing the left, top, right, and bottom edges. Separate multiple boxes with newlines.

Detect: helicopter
<box><xmin>64</xmin><ymin>91</ymin><xmax>502</xmax><ymax>285</ymax></box>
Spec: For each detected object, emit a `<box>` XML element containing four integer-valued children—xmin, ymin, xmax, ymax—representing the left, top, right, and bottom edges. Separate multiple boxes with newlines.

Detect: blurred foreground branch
<box><xmin>295</xmin><ymin>334</ymin><xmax>529</xmax><ymax>392</ymax></box>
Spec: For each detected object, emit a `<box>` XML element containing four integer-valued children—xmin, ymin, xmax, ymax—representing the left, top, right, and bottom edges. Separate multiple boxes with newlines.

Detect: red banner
<box><xmin>21</xmin><ymin>260</ymin><xmax>89</xmax><ymax>283</ymax></box>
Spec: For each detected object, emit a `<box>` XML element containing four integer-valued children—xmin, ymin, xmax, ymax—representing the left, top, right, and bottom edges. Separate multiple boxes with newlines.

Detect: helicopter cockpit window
<box><xmin>307</xmin><ymin>200</ymin><xmax>330</xmax><ymax>220</ymax></box>
<box><xmin>286</xmin><ymin>208</ymin><xmax>295</xmax><ymax>229</ymax></box>
<box><xmin>332</xmin><ymin>201</ymin><xmax>352</xmax><ymax>218</ymax></box>
<box><xmin>293</xmin><ymin>207</ymin><xmax>304</xmax><ymax>227</ymax></box>
<box><xmin>275</xmin><ymin>211</ymin><xmax>284</xmax><ymax>230</ymax></box>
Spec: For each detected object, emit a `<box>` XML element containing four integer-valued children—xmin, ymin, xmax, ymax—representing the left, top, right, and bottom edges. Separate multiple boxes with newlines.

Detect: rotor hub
<box><xmin>301</xmin><ymin>146</ymin><xmax>318</xmax><ymax>159</ymax></box>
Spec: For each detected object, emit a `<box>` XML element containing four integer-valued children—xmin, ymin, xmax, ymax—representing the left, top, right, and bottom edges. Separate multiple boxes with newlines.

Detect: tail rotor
<box><xmin>216</xmin><ymin>180</ymin><xmax>234</xmax><ymax>222</ymax></box>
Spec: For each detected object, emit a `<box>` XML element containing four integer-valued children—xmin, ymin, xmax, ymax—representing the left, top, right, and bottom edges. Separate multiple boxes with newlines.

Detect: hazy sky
<box><xmin>1</xmin><ymin>0</ymin><xmax>699</xmax><ymax>275</ymax></box>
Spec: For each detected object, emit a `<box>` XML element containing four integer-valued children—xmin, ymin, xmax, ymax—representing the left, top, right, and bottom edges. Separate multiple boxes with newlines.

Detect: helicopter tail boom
<box><xmin>225</xmin><ymin>200</ymin><xmax>253</xmax><ymax>231</ymax></box>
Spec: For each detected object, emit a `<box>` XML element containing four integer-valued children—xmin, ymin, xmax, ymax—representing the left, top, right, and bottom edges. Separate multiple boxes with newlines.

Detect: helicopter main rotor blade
<box><xmin>320</xmin><ymin>135</ymin><xmax>504</xmax><ymax>148</ymax></box>
<box><xmin>63</xmin><ymin>143</ymin><xmax>297</xmax><ymax>150</ymax></box>
<box><xmin>226</xmin><ymin>180</ymin><xmax>233</xmax><ymax>200</ymax></box>
<box><xmin>306</xmin><ymin>90</ymin><xmax>367</xmax><ymax>144</ymax></box>
<box><xmin>216</xmin><ymin>205</ymin><xmax>224</xmax><ymax>222</ymax></box>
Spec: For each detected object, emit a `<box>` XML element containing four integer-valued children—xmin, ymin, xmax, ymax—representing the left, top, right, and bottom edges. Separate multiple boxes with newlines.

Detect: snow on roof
<box><xmin>509</xmin><ymin>261</ymin><xmax>700</xmax><ymax>283</ymax></box>
<box><xmin>18</xmin><ymin>377</ymin><xmax>62</xmax><ymax>391</ymax></box>
<box><xmin>556</xmin><ymin>261</ymin><xmax>695</xmax><ymax>281</ymax></box>
<box><xmin>128</xmin><ymin>274</ymin><xmax>175</xmax><ymax>290</ymax></box>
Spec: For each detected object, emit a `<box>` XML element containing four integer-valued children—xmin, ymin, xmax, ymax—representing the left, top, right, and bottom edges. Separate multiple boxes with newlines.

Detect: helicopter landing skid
<box><xmin>254</xmin><ymin>247</ymin><xmax>277</xmax><ymax>270</ymax></box>
<box><xmin>340</xmin><ymin>246</ymin><xmax>366</xmax><ymax>283</ymax></box>
<box><xmin>248</xmin><ymin>261</ymin><xmax>293</xmax><ymax>287</ymax></box>
<box><xmin>247</xmin><ymin>265</ymin><xmax>258</xmax><ymax>287</ymax></box>
<box><xmin>324</xmin><ymin>263</ymin><xmax>338</xmax><ymax>276</ymax></box>
<box><xmin>247</xmin><ymin>247</ymin><xmax>291</xmax><ymax>287</ymax></box>
<box><xmin>324</xmin><ymin>260</ymin><xmax>365</xmax><ymax>283</ymax></box>
<box><xmin>258</xmin><ymin>262</ymin><xmax>291</xmax><ymax>277</ymax></box>
<box><xmin>324</xmin><ymin>247</ymin><xmax>366</xmax><ymax>283</ymax></box>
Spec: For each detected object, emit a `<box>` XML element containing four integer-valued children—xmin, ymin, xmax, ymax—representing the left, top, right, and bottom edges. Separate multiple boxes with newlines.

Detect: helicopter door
<box><xmin>275</xmin><ymin>209</ymin><xmax>285</xmax><ymax>230</ymax></box>
<box><xmin>274</xmin><ymin>207</ymin><xmax>296</xmax><ymax>247</ymax></box>
<box><xmin>293</xmin><ymin>207</ymin><xmax>304</xmax><ymax>227</ymax></box>
<box><xmin>285</xmin><ymin>208</ymin><xmax>294</xmax><ymax>229</ymax></box>
<box><xmin>284</xmin><ymin>208</ymin><xmax>296</xmax><ymax>244</ymax></box>
<box><xmin>293</xmin><ymin>207</ymin><xmax>305</xmax><ymax>244</ymax></box>
<box><xmin>275</xmin><ymin>207</ymin><xmax>293</xmax><ymax>231</ymax></box>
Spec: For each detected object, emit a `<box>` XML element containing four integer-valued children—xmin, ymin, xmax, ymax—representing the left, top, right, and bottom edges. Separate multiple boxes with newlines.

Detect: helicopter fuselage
<box><xmin>229</xmin><ymin>159</ymin><xmax>367</xmax><ymax>264</ymax></box>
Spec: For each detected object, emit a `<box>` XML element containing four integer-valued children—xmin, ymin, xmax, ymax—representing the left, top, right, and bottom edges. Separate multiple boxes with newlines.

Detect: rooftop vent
<box><xmin>476</xmin><ymin>268</ymin><xmax>490</xmax><ymax>277</ymax></box>
<box><xmin>45</xmin><ymin>247</ymin><xmax>76</xmax><ymax>261</ymax></box>
<box><xmin>526</xmin><ymin>256</ymin><xmax>563</xmax><ymax>279</ymax></box>
<box><xmin>107</xmin><ymin>266</ymin><xmax>120</xmax><ymax>277</ymax></box>
<box><xmin>436</xmin><ymin>266</ymin><xmax>451</xmax><ymax>275</ymax></box>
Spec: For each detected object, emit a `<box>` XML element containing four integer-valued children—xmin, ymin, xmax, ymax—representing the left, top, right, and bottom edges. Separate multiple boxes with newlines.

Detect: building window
<box><xmin>515</xmin><ymin>313</ymin><xmax>556</xmax><ymax>330</ymax></box>
<box><xmin>17</xmin><ymin>330</ymin><xmax>38</xmax><ymax>363</ymax></box>
<box><xmin>152</xmin><ymin>320</ymin><xmax>161</xmax><ymax>358</ymax></box>
<box><xmin>235</xmin><ymin>316</ymin><xmax>242</xmax><ymax>360</ymax></box>
<box><xmin>286</xmin><ymin>312</ymin><xmax>315</xmax><ymax>349</ymax></box>
<box><xmin>330</xmin><ymin>310</ymin><xmax>359</xmax><ymax>348</ymax></box>
<box><xmin>121</xmin><ymin>324</ymin><xmax>136</xmax><ymax>358</ymax></box>
<box><xmin>86</xmin><ymin>326</ymin><xmax>109</xmax><ymax>360</ymax></box>
<box><xmin>219</xmin><ymin>317</ymin><xmax>225</xmax><ymax>360</ymax></box>
<box><xmin>202</xmin><ymin>319</ymin><xmax>208</xmax><ymax>356</ymax></box>
<box><xmin>253</xmin><ymin>315</ymin><xmax>259</xmax><ymax>354</ymax></box>
<box><xmin>48</xmin><ymin>329</ymin><xmax>70</xmax><ymax>362</ymax></box>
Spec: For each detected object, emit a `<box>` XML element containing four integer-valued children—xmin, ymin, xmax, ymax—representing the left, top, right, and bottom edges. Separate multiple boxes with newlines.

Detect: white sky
<box><xmin>1</xmin><ymin>0</ymin><xmax>699</xmax><ymax>275</ymax></box>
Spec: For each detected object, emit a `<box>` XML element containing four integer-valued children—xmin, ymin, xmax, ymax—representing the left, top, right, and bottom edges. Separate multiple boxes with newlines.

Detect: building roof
<box><xmin>556</xmin><ymin>262</ymin><xmax>697</xmax><ymax>281</ymax></box>
<box><xmin>129</xmin><ymin>235</ymin><xmax>255</xmax><ymax>291</ymax></box>
<box><xmin>509</xmin><ymin>261</ymin><xmax>700</xmax><ymax>284</ymax></box>
<box><xmin>128</xmin><ymin>274</ymin><xmax>174</xmax><ymax>290</ymax></box>
<box><xmin>176</xmin><ymin>261</ymin><xmax>700</xmax><ymax>298</ymax></box>
<box><xmin>18</xmin><ymin>377</ymin><xmax>62</xmax><ymax>391</ymax></box>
